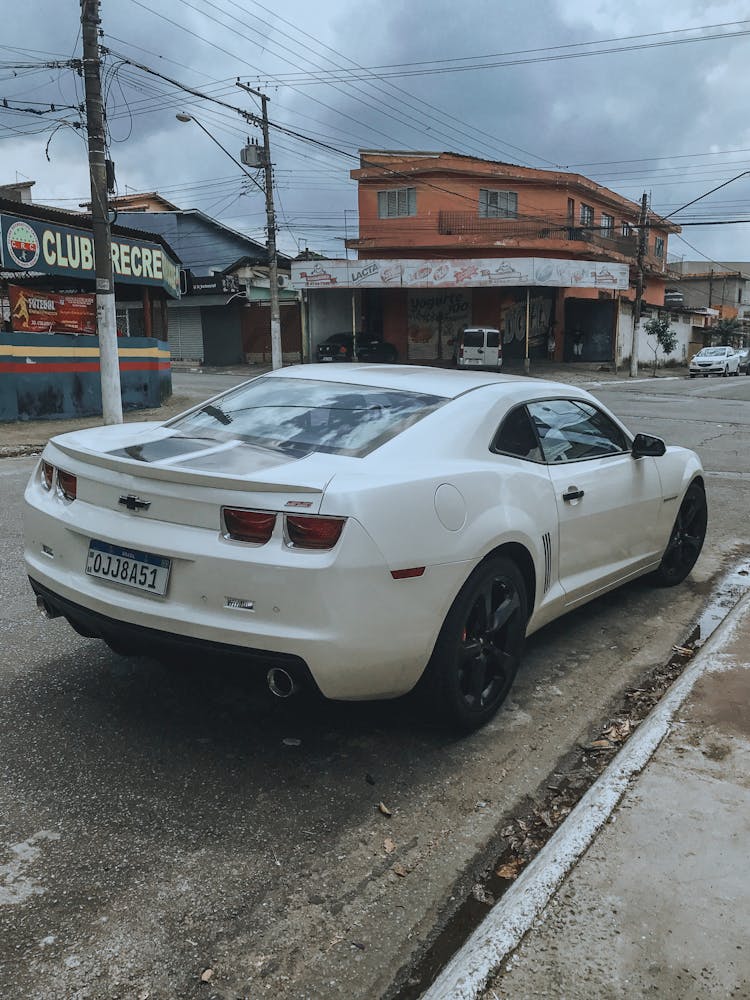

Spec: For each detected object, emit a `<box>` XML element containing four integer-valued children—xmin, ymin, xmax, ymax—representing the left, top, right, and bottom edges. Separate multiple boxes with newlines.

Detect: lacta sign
<box><xmin>0</xmin><ymin>213</ymin><xmax>181</xmax><ymax>298</ymax></box>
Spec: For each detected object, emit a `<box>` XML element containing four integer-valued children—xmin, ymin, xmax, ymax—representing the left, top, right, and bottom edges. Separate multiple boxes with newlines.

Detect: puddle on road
<box><xmin>390</xmin><ymin>558</ymin><xmax>750</xmax><ymax>1000</ymax></box>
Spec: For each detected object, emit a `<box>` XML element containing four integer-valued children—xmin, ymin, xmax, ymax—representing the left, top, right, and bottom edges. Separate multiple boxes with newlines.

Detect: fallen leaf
<box><xmin>586</xmin><ymin>738</ymin><xmax>614</xmax><ymax>750</ymax></box>
<box><xmin>378</xmin><ymin>801</ymin><xmax>392</xmax><ymax>817</ymax></box>
<box><xmin>383</xmin><ymin>837</ymin><xmax>396</xmax><ymax>854</ymax></box>
<box><xmin>495</xmin><ymin>857</ymin><xmax>523</xmax><ymax>879</ymax></box>
<box><xmin>392</xmin><ymin>863</ymin><xmax>408</xmax><ymax>878</ymax></box>
<box><xmin>138</xmin><ymin>992</ymin><xmax>150</xmax><ymax>1000</ymax></box>
<box><xmin>365</xmin><ymin>773</ymin><xmax>376</xmax><ymax>785</ymax></box>
<box><xmin>200</xmin><ymin>968</ymin><xmax>213</xmax><ymax>983</ymax></box>
<box><xmin>351</xmin><ymin>941</ymin><xmax>366</xmax><ymax>950</ymax></box>
<box><xmin>672</xmin><ymin>645</ymin><xmax>694</xmax><ymax>657</ymax></box>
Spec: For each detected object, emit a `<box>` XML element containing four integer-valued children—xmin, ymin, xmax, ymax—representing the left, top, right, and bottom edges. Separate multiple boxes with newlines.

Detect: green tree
<box><xmin>645</xmin><ymin>315</ymin><xmax>678</xmax><ymax>376</ymax></box>
<box><xmin>714</xmin><ymin>316</ymin><xmax>742</xmax><ymax>345</ymax></box>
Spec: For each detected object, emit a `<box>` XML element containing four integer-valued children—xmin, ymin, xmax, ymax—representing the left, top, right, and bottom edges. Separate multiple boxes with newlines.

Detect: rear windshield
<box><xmin>462</xmin><ymin>331</ymin><xmax>484</xmax><ymax>347</ymax></box>
<box><xmin>167</xmin><ymin>377</ymin><xmax>446</xmax><ymax>458</ymax></box>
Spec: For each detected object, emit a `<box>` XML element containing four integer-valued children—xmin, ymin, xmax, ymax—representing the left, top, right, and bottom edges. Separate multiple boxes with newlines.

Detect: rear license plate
<box><xmin>321</xmin><ymin>356</ymin><xmax>334</xmax><ymax>362</ymax></box>
<box><xmin>85</xmin><ymin>539</ymin><xmax>171</xmax><ymax>596</ymax></box>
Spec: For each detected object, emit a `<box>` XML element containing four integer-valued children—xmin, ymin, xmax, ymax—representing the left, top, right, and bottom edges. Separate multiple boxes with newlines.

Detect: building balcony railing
<box><xmin>436</xmin><ymin>211</ymin><xmax>639</xmax><ymax>258</ymax></box>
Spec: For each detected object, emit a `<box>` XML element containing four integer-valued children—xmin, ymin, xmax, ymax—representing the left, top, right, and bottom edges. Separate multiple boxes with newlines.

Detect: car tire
<box><xmin>418</xmin><ymin>555</ymin><xmax>527</xmax><ymax>731</ymax></box>
<box><xmin>651</xmin><ymin>481</ymin><xmax>707</xmax><ymax>587</ymax></box>
<box><xmin>722</xmin><ymin>366</ymin><xmax>729</xmax><ymax>377</ymax></box>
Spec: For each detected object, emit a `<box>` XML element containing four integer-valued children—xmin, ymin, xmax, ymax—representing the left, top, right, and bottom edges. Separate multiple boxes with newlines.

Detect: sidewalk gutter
<box><xmin>422</xmin><ymin>574</ymin><xmax>750</xmax><ymax>1000</ymax></box>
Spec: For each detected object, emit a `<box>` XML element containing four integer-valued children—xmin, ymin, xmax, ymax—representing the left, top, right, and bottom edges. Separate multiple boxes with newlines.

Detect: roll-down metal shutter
<box><xmin>169</xmin><ymin>307</ymin><xmax>204</xmax><ymax>362</ymax></box>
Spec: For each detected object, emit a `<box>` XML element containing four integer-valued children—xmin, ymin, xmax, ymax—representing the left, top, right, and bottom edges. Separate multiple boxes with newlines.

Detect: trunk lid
<box><xmin>47</xmin><ymin>425</ymin><xmax>338</xmax><ymax>528</ymax></box>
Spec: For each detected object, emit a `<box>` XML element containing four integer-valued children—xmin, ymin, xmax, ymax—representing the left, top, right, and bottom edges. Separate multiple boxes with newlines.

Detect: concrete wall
<box><xmin>615</xmin><ymin>304</ymin><xmax>704</xmax><ymax>368</ymax></box>
<box><xmin>0</xmin><ymin>334</ymin><xmax>171</xmax><ymax>422</ymax></box>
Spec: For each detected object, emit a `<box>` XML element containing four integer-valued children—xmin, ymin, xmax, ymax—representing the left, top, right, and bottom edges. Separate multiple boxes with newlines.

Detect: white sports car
<box><xmin>24</xmin><ymin>365</ymin><xmax>707</xmax><ymax>731</ymax></box>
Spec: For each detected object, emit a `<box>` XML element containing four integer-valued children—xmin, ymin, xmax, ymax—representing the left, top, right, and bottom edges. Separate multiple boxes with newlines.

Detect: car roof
<box><xmin>264</xmin><ymin>363</ymin><xmax>584</xmax><ymax>401</ymax></box>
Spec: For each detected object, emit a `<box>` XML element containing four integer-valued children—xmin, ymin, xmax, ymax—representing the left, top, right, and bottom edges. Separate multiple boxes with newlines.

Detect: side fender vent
<box><xmin>542</xmin><ymin>531</ymin><xmax>552</xmax><ymax>593</ymax></box>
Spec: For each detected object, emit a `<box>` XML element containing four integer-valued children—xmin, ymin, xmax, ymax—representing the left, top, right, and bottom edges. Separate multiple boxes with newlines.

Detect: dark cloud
<box><xmin>3</xmin><ymin>0</ymin><xmax>750</xmax><ymax>261</ymax></box>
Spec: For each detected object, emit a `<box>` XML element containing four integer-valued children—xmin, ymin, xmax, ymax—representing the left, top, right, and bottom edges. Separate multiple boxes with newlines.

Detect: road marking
<box><xmin>422</xmin><ymin>579</ymin><xmax>750</xmax><ymax>1000</ymax></box>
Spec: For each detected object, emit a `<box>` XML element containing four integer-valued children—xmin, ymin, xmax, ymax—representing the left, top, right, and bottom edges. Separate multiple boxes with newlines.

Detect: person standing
<box><xmin>547</xmin><ymin>331</ymin><xmax>556</xmax><ymax>360</ymax></box>
<box><xmin>573</xmin><ymin>329</ymin><xmax>584</xmax><ymax>359</ymax></box>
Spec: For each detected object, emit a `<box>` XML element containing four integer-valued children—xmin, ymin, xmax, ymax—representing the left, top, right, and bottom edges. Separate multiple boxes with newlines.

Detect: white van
<box><xmin>456</xmin><ymin>326</ymin><xmax>502</xmax><ymax>370</ymax></box>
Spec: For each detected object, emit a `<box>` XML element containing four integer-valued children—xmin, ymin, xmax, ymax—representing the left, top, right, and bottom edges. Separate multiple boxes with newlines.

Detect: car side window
<box><xmin>528</xmin><ymin>399</ymin><xmax>629</xmax><ymax>464</ymax></box>
<box><xmin>491</xmin><ymin>405</ymin><xmax>544</xmax><ymax>462</ymax></box>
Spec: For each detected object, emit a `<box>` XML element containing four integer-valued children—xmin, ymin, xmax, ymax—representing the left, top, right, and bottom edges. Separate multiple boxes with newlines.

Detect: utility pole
<box><xmin>629</xmin><ymin>192</ymin><xmax>649</xmax><ymax>378</ymax></box>
<box><xmin>80</xmin><ymin>0</ymin><xmax>122</xmax><ymax>423</ymax></box>
<box><xmin>236</xmin><ymin>83</ymin><xmax>282</xmax><ymax>370</ymax></box>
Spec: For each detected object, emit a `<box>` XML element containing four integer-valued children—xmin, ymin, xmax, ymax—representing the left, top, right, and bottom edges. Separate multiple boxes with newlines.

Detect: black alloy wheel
<box><xmin>652</xmin><ymin>481</ymin><xmax>708</xmax><ymax>586</ymax></box>
<box><xmin>422</xmin><ymin>556</ymin><xmax>527</xmax><ymax>731</ymax></box>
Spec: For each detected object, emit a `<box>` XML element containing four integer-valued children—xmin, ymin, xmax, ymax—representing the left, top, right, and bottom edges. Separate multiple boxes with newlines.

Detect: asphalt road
<box><xmin>2</xmin><ymin>372</ymin><xmax>749</xmax><ymax>1000</ymax></box>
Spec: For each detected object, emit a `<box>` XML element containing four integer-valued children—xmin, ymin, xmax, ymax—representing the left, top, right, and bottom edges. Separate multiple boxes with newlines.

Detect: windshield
<box><xmin>697</xmin><ymin>348</ymin><xmax>726</xmax><ymax>356</ymax></box>
<box><xmin>167</xmin><ymin>377</ymin><xmax>446</xmax><ymax>458</ymax></box>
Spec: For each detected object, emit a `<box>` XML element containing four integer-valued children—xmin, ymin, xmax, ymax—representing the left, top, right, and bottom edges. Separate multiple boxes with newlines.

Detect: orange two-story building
<box><xmin>292</xmin><ymin>150</ymin><xmax>679</xmax><ymax>364</ymax></box>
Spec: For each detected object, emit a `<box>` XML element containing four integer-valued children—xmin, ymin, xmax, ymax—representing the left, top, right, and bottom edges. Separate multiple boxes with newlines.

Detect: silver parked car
<box><xmin>688</xmin><ymin>346</ymin><xmax>741</xmax><ymax>377</ymax></box>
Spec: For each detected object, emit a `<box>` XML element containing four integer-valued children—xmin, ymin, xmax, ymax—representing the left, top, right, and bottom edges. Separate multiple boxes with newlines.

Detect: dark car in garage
<box><xmin>316</xmin><ymin>333</ymin><xmax>398</xmax><ymax>364</ymax></box>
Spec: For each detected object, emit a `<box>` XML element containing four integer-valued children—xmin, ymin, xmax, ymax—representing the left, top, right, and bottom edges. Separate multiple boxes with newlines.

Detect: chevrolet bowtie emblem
<box><xmin>118</xmin><ymin>494</ymin><xmax>151</xmax><ymax>511</ymax></box>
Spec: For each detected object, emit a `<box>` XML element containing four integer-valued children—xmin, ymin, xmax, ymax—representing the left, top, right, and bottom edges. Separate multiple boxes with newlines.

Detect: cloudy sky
<box><xmin>3</xmin><ymin>0</ymin><xmax>750</xmax><ymax>266</ymax></box>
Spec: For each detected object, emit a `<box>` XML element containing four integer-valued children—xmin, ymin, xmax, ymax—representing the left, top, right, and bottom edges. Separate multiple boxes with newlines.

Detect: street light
<box><xmin>176</xmin><ymin>112</ymin><xmax>282</xmax><ymax>369</ymax></box>
<box><xmin>175</xmin><ymin>114</ymin><xmax>263</xmax><ymax>193</ymax></box>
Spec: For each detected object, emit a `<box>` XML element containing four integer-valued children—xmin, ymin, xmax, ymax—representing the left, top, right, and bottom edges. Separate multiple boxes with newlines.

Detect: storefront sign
<box><xmin>9</xmin><ymin>285</ymin><xmax>96</xmax><ymax>334</ymax></box>
<box><xmin>182</xmin><ymin>272</ymin><xmax>242</xmax><ymax>295</ymax></box>
<box><xmin>291</xmin><ymin>257</ymin><xmax>630</xmax><ymax>291</ymax></box>
<box><xmin>0</xmin><ymin>213</ymin><xmax>181</xmax><ymax>298</ymax></box>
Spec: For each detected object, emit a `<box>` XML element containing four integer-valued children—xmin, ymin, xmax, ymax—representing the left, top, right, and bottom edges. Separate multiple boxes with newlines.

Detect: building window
<box><xmin>621</xmin><ymin>222</ymin><xmax>632</xmax><ymax>237</ymax></box>
<box><xmin>601</xmin><ymin>213</ymin><xmax>614</xmax><ymax>236</ymax></box>
<box><xmin>567</xmin><ymin>198</ymin><xmax>575</xmax><ymax>223</ymax></box>
<box><xmin>377</xmin><ymin>187</ymin><xmax>416</xmax><ymax>218</ymax></box>
<box><xmin>479</xmin><ymin>189</ymin><xmax>518</xmax><ymax>218</ymax></box>
<box><xmin>738</xmin><ymin>287</ymin><xmax>743</xmax><ymax>304</ymax></box>
<box><xmin>654</xmin><ymin>235</ymin><xmax>665</xmax><ymax>257</ymax></box>
<box><xmin>580</xmin><ymin>203</ymin><xmax>594</xmax><ymax>227</ymax></box>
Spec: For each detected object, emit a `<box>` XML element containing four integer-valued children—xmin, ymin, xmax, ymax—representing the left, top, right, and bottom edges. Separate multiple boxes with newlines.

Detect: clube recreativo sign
<box><xmin>1</xmin><ymin>214</ymin><xmax>180</xmax><ymax>298</ymax></box>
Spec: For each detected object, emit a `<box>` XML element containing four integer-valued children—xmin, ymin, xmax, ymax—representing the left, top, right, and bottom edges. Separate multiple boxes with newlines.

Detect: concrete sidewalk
<box><xmin>429</xmin><ymin>587</ymin><xmax>750</xmax><ymax>1000</ymax></box>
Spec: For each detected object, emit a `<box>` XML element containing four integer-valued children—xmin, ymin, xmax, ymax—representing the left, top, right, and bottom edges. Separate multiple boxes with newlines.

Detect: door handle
<box><xmin>562</xmin><ymin>487</ymin><xmax>584</xmax><ymax>502</ymax></box>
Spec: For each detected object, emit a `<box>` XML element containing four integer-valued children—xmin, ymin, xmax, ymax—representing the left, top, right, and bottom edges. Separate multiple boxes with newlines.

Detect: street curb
<box><xmin>421</xmin><ymin>572</ymin><xmax>750</xmax><ymax>1000</ymax></box>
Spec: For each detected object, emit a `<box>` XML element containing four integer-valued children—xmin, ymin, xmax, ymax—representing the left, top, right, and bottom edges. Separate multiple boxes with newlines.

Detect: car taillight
<box><xmin>57</xmin><ymin>469</ymin><xmax>77</xmax><ymax>501</ymax></box>
<box><xmin>223</xmin><ymin>508</ymin><xmax>277</xmax><ymax>543</ymax></box>
<box><xmin>286</xmin><ymin>514</ymin><xmax>346</xmax><ymax>550</ymax></box>
<box><xmin>41</xmin><ymin>460</ymin><xmax>54</xmax><ymax>490</ymax></box>
<box><xmin>338</xmin><ymin>345</ymin><xmax>347</xmax><ymax>355</ymax></box>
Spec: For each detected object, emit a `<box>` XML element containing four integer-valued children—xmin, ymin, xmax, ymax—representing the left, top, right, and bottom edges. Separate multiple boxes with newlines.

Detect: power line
<box><xmin>240</xmin><ymin>21</ymin><xmax>750</xmax><ymax>82</ymax></box>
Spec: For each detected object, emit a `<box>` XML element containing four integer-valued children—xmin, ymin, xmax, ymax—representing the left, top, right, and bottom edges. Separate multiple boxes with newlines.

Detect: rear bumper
<box><xmin>24</xmin><ymin>478</ymin><xmax>473</xmax><ymax>700</ymax></box>
<box><xmin>30</xmin><ymin>576</ymin><xmax>315</xmax><ymax>686</ymax></box>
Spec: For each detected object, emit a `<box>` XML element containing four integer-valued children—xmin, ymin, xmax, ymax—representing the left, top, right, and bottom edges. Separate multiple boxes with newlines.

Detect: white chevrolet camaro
<box><xmin>24</xmin><ymin>365</ymin><xmax>707</xmax><ymax>731</ymax></box>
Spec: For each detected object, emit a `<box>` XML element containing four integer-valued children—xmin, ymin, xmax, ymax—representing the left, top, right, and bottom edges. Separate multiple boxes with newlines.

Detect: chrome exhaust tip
<box><xmin>267</xmin><ymin>667</ymin><xmax>299</xmax><ymax>698</ymax></box>
<box><xmin>36</xmin><ymin>595</ymin><xmax>60</xmax><ymax>619</ymax></box>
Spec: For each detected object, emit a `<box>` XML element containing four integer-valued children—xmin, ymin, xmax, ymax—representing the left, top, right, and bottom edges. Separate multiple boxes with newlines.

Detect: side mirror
<box><xmin>632</xmin><ymin>432</ymin><xmax>666</xmax><ymax>458</ymax></box>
